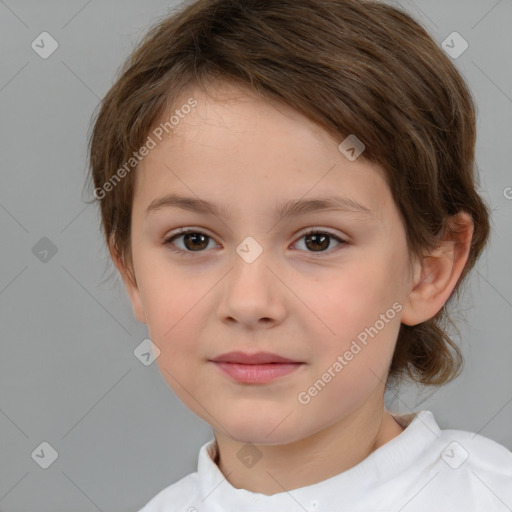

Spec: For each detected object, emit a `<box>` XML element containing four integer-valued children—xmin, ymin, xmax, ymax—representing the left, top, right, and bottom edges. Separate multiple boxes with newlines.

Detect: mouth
<box><xmin>209</xmin><ymin>351</ymin><xmax>305</xmax><ymax>384</ymax></box>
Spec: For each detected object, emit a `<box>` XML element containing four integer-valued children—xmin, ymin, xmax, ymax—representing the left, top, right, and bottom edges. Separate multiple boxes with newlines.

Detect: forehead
<box><xmin>133</xmin><ymin>83</ymin><xmax>390</xmax><ymax>222</ymax></box>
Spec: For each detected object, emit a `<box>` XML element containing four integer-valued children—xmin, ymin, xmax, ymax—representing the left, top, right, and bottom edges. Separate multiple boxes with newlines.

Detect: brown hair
<box><xmin>87</xmin><ymin>0</ymin><xmax>491</xmax><ymax>387</ymax></box>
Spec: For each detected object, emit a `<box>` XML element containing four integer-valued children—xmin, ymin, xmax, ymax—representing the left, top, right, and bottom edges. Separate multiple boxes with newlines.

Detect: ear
<box><xmin>401</xmin><ymin>212</ymin><xmax>474</xmax><ymax>326</ymax></box>
<box><xmin>108</xmin><ymin>236</ymin><xmax>147</xmax><ymax>324</ymax></box>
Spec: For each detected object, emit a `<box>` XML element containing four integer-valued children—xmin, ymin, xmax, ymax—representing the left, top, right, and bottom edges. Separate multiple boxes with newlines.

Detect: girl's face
<box><xmin>121</xmin><ymin>82</ymin><xmax>415</xmax><ymax>445</ymax></box>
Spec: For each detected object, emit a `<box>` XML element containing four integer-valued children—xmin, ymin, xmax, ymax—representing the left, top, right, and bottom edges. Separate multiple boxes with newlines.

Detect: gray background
<box><xmin>1</xmin><ymin>1</ymin><xmax>511</xmax><ymax>511</ymax></box>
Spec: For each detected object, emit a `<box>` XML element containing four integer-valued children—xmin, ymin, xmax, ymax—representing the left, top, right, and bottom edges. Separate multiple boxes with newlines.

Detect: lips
<box><xmin>210</xmin><ymin>351</ymin><xmax>301</xmax><ymax>364</ymax></box>
<box><xmin>209</xmin><ymin>351</ymin><xmax>304</xmax><ymax>383</ymax></box>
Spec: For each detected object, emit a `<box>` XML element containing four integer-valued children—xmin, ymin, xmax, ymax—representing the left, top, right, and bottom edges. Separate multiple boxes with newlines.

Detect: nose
<box><xmin>216</xmin><ymin>244</ymin><xmax>287</xmax><ymax>329</ymax></box>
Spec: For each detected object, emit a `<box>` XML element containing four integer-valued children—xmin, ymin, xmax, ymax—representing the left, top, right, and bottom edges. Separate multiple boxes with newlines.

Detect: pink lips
<box><xmin>209</xmin><ymin>351</ymin><xmax>304</xmax><ymax>383</ymax></box>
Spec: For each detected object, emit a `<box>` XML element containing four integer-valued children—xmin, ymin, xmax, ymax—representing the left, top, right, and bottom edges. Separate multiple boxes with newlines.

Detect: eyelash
<box><xmin>162</xmin><ymin>228</ymin><xmax>347</xmax><ymax>257</ymax></box>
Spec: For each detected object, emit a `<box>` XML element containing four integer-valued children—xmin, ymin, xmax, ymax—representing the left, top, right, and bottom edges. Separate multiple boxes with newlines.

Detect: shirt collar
<box><xmin>195</xmin><ymin>410</ymin><xmax>441</xmax><ymax>511</ymax></box>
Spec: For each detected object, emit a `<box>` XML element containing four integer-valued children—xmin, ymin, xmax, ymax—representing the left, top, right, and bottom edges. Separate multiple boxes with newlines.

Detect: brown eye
<box><xmin>304</xmin><ymin>233</ymin><xmax>330</xmax><ymax>251</ymax></box>
<box><xmin>181</xmin><ymin>232</ymin><xmax>209</xmax><ymax>251</ymax></box>
<box><xmin>293</xmin><ymin>230</ymin><xmax>346</xmax><ymax>255</ymax></box>
<box><xmin>164</xmin><ymin>230</ymin><xmax>217</xmax><ymax>253</ymax></box>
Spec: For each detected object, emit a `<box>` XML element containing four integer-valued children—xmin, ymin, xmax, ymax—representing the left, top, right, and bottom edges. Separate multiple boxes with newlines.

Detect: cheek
<box><xmin>306</xmin><ymin>258</ymin><xmax>401</xmax><ymax>334</ymax></box>
<box><xmin>145</xmin><ymin>282</ymin><xmax>210</xmax><ymax>405</ymax></box>
<box><xmin>136</xmin><ymin>245</ymin><xmax>202</xmax><ymax>312</ymax></box>
<box><xmin>135</xmin><ymin>258</ymin><xmax>210</xmax><ymax>356</ymax></box>
<box><xmin>297</xmin><ymin>316</ymin><xmax>400</xmax><ymax>427</ymax></box>
<box><xmin>302</xmin><ymin>257</ymin><xmax>403</xmax><ymax>382</ymax></box>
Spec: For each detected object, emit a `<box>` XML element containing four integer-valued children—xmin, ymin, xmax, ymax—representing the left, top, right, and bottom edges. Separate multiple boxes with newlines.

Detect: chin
<box><xmin>219</xmin><ymin>412</ymin><xmax>310</xmax><ymax>446</ymax></box>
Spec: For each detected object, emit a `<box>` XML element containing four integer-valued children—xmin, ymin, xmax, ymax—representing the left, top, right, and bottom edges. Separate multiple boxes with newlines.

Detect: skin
<box><xmin>111</xmin><ymin>81</ymin><xmax>474</xmax><ymax>495</ymax></box>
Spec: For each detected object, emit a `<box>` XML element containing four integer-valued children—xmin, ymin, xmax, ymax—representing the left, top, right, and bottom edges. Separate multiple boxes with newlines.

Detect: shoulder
<box><xmin>385</xmin><ymin>410</ymin><xmax>512</xmax><ymax>510</ymax></box>
<box><xmin>137</xmin><ymin>471</ymin><xmax>199</xmax><ymax>512</ymax></box>
<box><xmin>398</xmin><ymin>410</ymin><xmax>512</xmax><ymax>474</ymax></box>
<box><xmin>417</xmin><ymin>414</ymin><xmax>512</xmax><ymax>509</ymax></box>
<box><xmin>435</xmin><ymin>423</ymin><xmax>512</xmax><ymax>474</ymax></box>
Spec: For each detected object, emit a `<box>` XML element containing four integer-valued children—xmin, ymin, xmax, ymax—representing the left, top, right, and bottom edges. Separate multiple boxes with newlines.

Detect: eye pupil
<box><xmin>184</xmin><ymin>233</ymin><xmax>208</xmax><ymax>251</ymax></box>
<box><xmin>305</xmin><ymin>233</ymin><xmax>330</xmax><ymax>251</ymax></box>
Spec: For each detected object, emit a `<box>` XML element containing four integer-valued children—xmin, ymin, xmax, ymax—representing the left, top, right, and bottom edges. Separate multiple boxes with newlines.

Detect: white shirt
<box><xmin>139</xmin><ymin>410</ymin><xmax>512</xmax><ymax>511</ymax></box>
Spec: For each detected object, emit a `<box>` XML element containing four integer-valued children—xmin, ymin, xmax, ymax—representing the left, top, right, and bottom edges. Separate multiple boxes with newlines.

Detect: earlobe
<box><xmin>109</xmin><ymin>239</ymin><xmax>147</xmax><ymax>325</ymax></box>
<box><xmin>401</xmin><ymin>212</ymin><xmax>474</xmax><ymax>326</ymax></box>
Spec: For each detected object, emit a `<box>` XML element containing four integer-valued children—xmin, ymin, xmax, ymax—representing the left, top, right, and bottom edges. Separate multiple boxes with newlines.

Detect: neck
<box><xmin>212</xmin><ymin>401</ymin><xmax>404</xmax><ymax>495</ymax></box>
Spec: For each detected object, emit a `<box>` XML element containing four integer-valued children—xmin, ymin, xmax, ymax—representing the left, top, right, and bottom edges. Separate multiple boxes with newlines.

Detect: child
<box><xmin>87</xmin><ymin>0</ymin><xmax>512</xmax><ymax>510</ymax></box>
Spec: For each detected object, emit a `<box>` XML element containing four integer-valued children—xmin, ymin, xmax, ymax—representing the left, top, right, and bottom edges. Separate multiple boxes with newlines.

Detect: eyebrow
<box><xmin>144</xmin><ymin>193</ymin><xmax>373</xmax><ymax>219</ymax></box>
